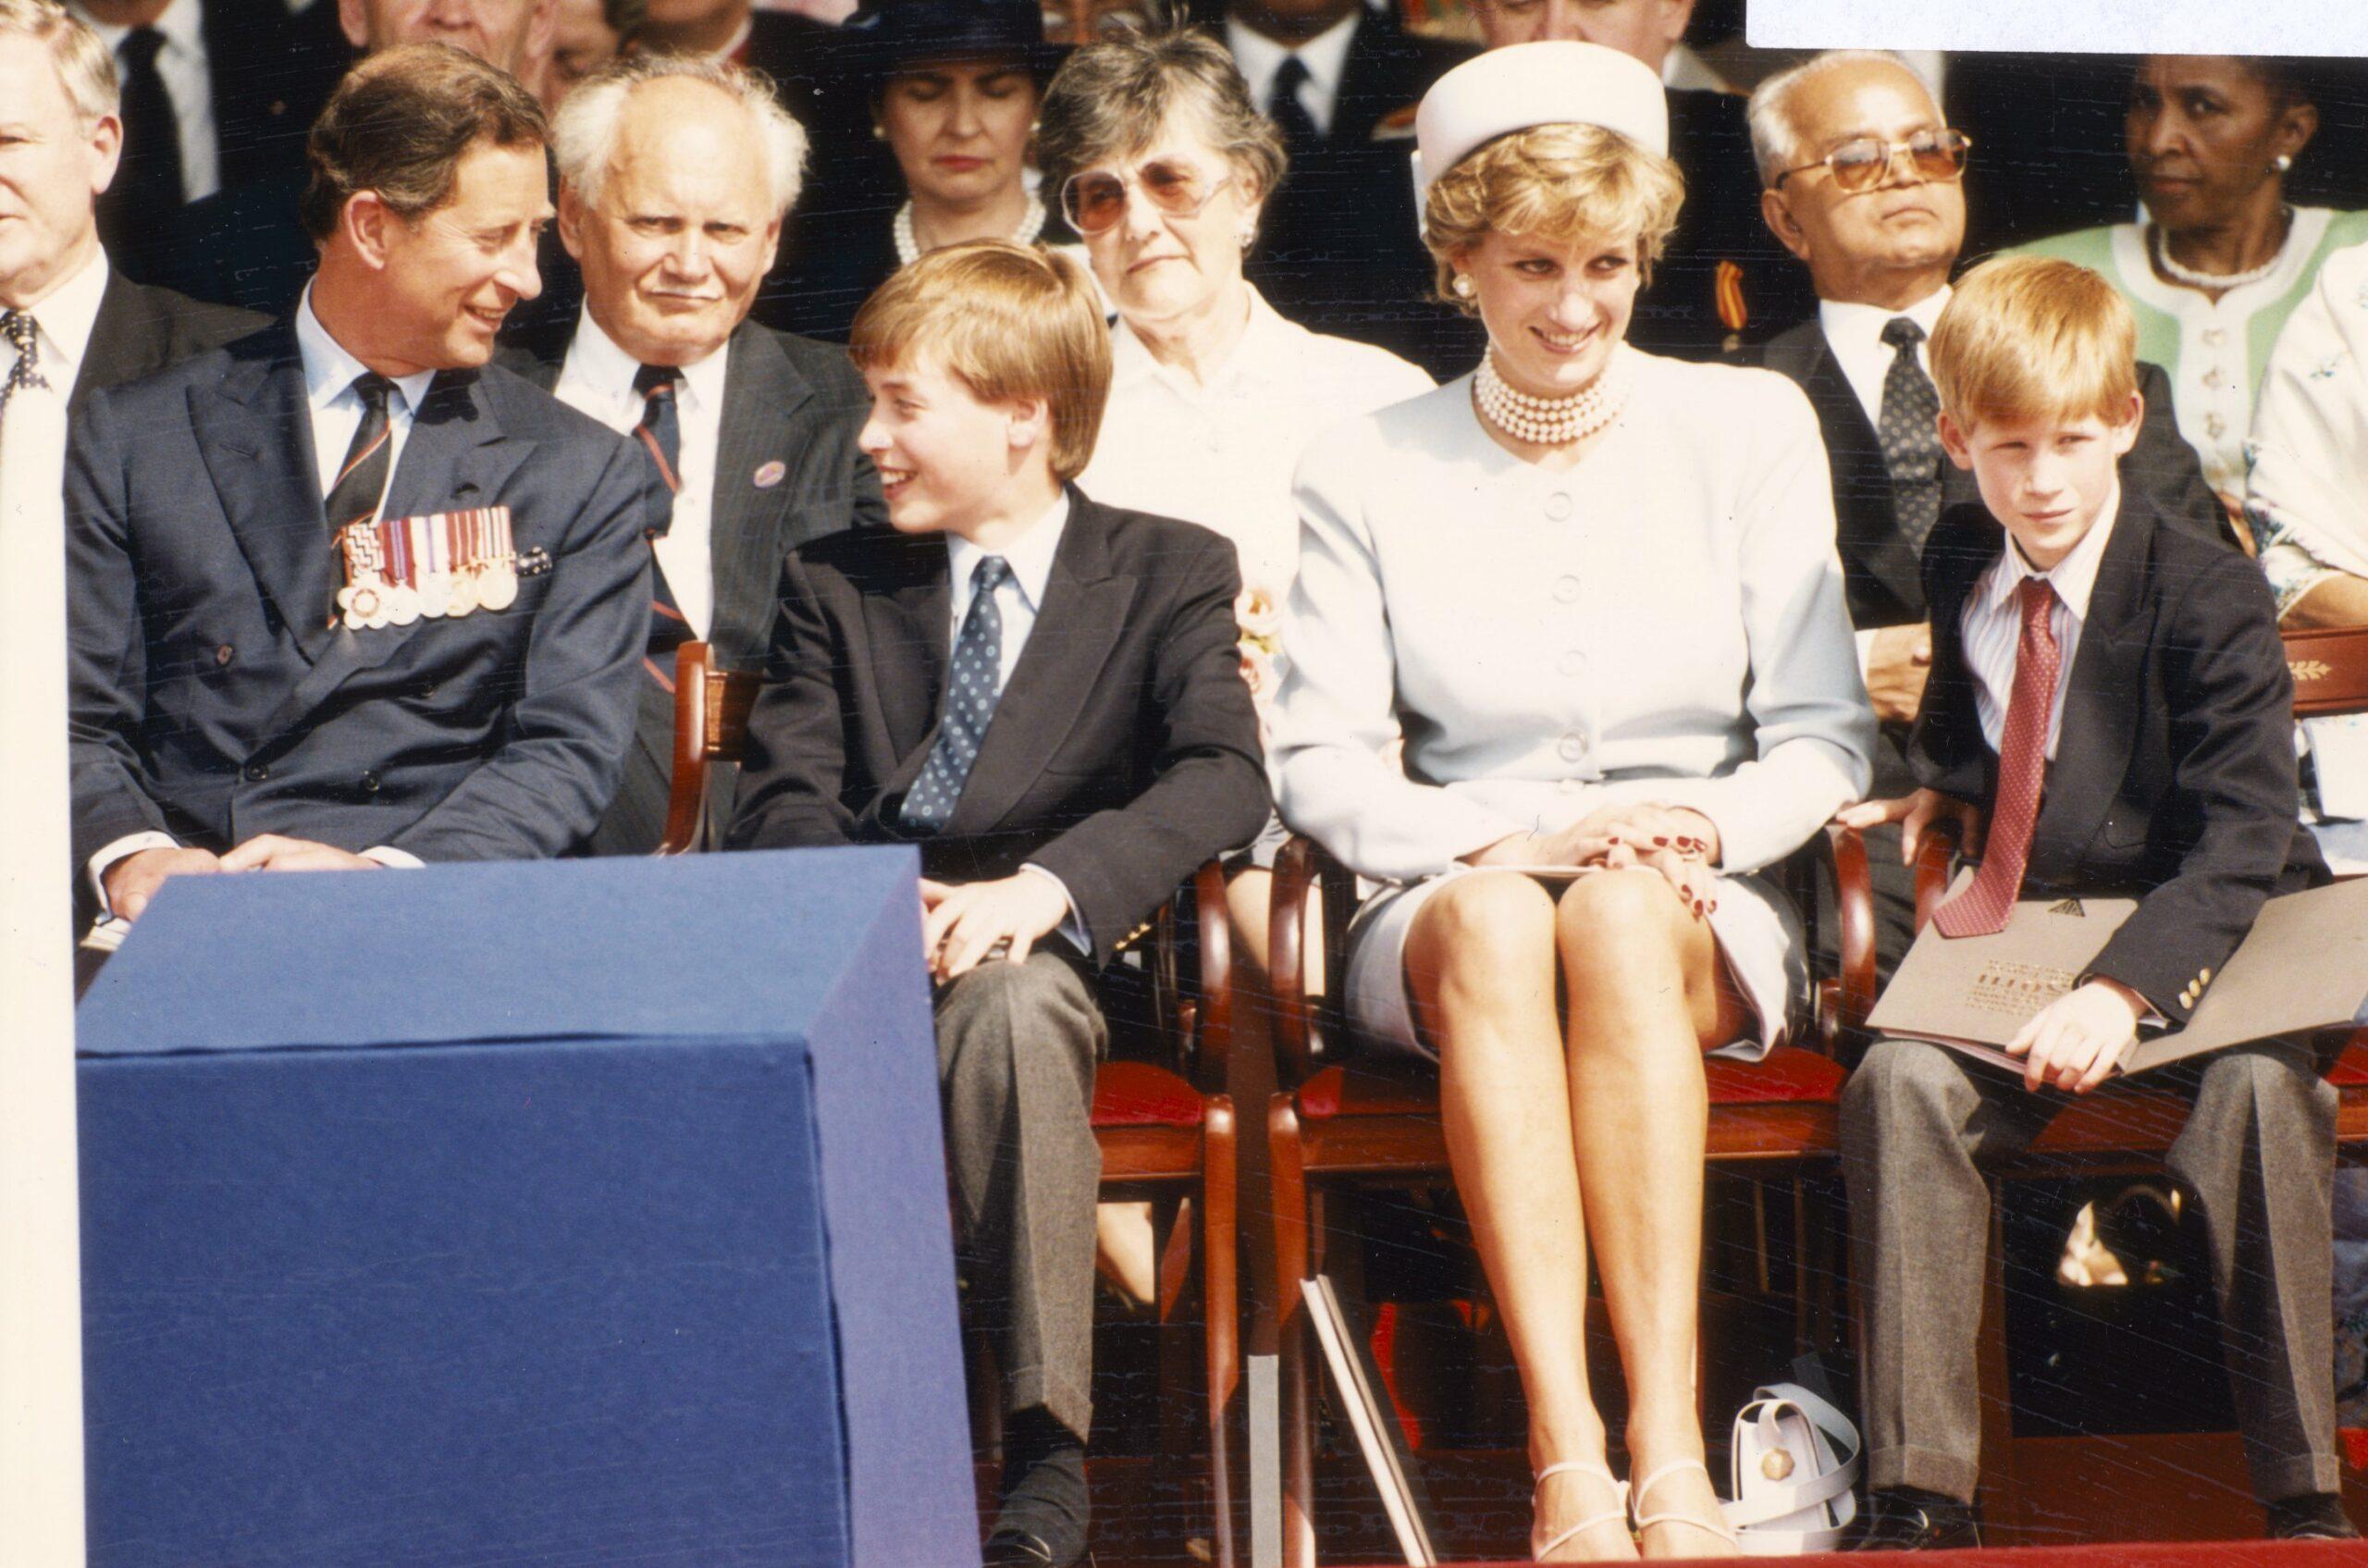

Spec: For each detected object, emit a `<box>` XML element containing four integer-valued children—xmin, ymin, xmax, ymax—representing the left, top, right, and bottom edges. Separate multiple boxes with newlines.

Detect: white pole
<box><xmin>0</xmin><ymin>391</ymin><xmax>90</xmax><ymax>1566</ymax></box>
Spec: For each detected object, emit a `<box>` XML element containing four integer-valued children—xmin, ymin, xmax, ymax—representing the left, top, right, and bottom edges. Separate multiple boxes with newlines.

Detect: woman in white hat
<box><xmin>1270</xmin><ymin>42</ymin><xmax>1875</xmax><ymax>1561</ymax></box>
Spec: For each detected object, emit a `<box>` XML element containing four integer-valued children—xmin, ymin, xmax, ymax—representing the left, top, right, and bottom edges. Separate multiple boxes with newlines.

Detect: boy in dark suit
<box><xmin>1837</xmin><ymin>255</ymin><xmax>2350</xmax><ymax>1547</ymax></box>
<box><xmin>727</xmin><ymin>241</ymin><xmax>1268</xmax><ymax>1568</ymax></box>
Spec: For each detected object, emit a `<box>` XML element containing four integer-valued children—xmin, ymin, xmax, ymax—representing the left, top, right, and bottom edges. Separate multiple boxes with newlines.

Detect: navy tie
<box><xmin>632</xmin><ymin>363</ymin><xmax>692</xmax><ymax>692</ymax></box>
<box><xmin>902</xmin><ymin>556</ymin><xmax>1012</xmax><ymax>835</ymax></box>
<box><xmin>1878</xmin><ymin>315</ymin><xmax>1944</xmax><ymax>555</ymax></box>
<box><xmin>1267</xmin><ymin>55</ymin><xmax>1321</xmax><ymax>165</ymax></box>
<box><xmin>0</xmin><ymin>310</ymin><xmax>49</xmax><ymax>426</ymax></box>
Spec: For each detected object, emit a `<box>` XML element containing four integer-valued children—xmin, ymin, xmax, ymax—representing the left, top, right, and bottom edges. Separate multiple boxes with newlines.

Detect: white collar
<box><xmin>1226</xmin><ymin>9</ymin><xmax>1360</xmax><ymax>108</ymax></box>
<box><xmin>947</xmin><ymin>490</ymin><xmax>1071</xmax><ymax>614</ymax></box>
<box><xmin>1985</xmin><ymin>478</ymin><xmax>2121</xmax><ymax>621</ymax></box>
<box><xmin>295</xmin><ymin>284</ymin><xmax>437</xmax><ymax>417</ymax></box>
<box><xmin>73</xmin><ymin>0</ymin><xmax>204</xmax><ymax>55</ymax></box>
<box><xmin>1111</xmin><ymin>283</ymin><xmax>1295</xmax><ymax>393</ymax></box>
<box><xmin>569</xmin><ymin>304</ymin><xmax>731</xmax><ymax>411</ymax></box>
<box><xmin>1819</xmin><ymin>283</ymin><xmax>1951</xmax><ymax>354</ymax></box>
<box><xmin>12</xmin><ymin>241</ymin><xmax>111</xmax><ymax>366</ymax></box>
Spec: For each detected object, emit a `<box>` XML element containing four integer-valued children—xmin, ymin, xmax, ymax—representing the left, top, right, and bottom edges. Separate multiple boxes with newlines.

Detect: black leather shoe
<box><xmin>2267</xmin><ymin>1494</ymin><xmax>2361</xmax><ymax>1540</ymax></box>
<box><xmin>1846</xmin><ymin>1488</ymin><xmax>1981</xmax><ymax>1550</ymax></box>
<box><xmin>988</xmin><ymin>1414</ymin><xmax>1089</xmax><ymax>1568</ymax></box>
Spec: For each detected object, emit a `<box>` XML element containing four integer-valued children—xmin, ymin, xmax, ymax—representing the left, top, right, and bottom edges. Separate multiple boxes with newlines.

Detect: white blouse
<box><xmin>1272</xmin><ymin>350</ymin><xmax>1877</xmax><ymax>883</ymax></box>
<box><xmin>1077</xmin><ymin>286</ymin><xmax>1434</xmax><ymax>611</ymax></box>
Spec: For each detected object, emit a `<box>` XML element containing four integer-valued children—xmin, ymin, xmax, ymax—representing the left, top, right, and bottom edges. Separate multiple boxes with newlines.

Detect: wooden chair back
<box><xmin>658</xmin><ymin>642</ymin><xmax>762</xmax><ymax>857</ymax></box>
<box><xmin>2285</xmin><ymin>623</ymin><xmax>2368</xmax><ymax>718</ymax></box>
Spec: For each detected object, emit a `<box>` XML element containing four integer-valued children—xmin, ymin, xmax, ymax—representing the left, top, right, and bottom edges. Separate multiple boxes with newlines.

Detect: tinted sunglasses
<box><xmin>1060</xmin><ymin>159</ymin><xmax>1234</xmax><ymax>235</ymax></box>
<box><xmin>1774</xmin><ymin>129</ymin><xmax>1973</xmax><ymax>193</ymax></box>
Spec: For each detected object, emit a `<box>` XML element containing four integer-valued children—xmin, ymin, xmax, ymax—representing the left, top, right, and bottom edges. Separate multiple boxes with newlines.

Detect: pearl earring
<box><xmin>1452</xmin><ymin>275</ymin><xmax>1474</xmax><ymax>299</ymax></box>
<box><xmin>2276</xmin><ymin>153</ymin><xmax>2294</xmax><ymax>172</ymax></box>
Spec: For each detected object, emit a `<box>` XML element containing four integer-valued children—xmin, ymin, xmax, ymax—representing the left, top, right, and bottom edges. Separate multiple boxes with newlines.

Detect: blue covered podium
<box><xmin>77</xmin><ymin>849</ymin><xmax>979</xmax><ymax>1568</ymax></box>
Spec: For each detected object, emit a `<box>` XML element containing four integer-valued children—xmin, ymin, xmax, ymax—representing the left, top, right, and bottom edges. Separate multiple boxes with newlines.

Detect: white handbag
<box><xmin>1720</xmin><ymin>1383</ymin><xmax>1862</xmax><ymax>1555</ymax></box>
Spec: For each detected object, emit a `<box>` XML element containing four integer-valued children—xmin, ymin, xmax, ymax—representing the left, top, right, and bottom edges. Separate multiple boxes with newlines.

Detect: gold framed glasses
<box><xmin>1774</xmin><ymin>129</ymin><xmax>1973</xmax><ymax>193</ymax></box>
<box><xmin>1060</xmin><ymin>159</ymin><xmax>1234</xmax><ymax>236</ymax></box>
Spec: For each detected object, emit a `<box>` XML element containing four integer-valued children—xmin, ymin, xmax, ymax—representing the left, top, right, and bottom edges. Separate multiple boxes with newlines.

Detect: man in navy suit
<box><xmin>69</xmin><ymin>43</ymin><xmax>657</xmax><ymax>930</ymax></box>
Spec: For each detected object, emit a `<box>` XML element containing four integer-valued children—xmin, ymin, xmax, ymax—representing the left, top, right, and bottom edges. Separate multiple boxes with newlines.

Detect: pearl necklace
<box><xmin>2151</xmin><ymin>209</ymin><xmax>2292</xmax><ymax>292</ymax></box>
<box><xmin>894</xmin><ymin>193</ymin><xmax>1047</xmax><ymax>267</ymax></box>
<box><xmin>1473</xmin><ymin>346</ymin><xmax>1631</xmax><ymax>446</ymax></box>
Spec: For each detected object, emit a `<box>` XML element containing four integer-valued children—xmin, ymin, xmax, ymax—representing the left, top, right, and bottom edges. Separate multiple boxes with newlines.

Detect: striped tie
<box><xmin>1935</xmin><ymin>578</ymin><xmax>2062</xmax><ymax>938</ymax></box>
<box><xmin>323</xmin><ymin>373</ymin><xmax>394</xmax><ymax>536</ymax></box>
<box><xmin>632</xmin><ymin>364</ymin><xmax>692</xmax><ymax>693</ymax></box>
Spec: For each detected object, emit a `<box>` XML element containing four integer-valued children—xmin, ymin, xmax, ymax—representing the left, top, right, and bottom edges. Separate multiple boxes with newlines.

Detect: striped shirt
<box><xmin>1960</xmin><ymin>484</ymin><xmax>2121</xmax><ymax>761</ymax></box>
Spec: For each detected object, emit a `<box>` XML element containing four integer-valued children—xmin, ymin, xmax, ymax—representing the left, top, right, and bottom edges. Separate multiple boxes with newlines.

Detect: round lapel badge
<box><xmin>752</xmin><ymin>460</ymin><xmax>787</xmax><ymax>489</ymax></box>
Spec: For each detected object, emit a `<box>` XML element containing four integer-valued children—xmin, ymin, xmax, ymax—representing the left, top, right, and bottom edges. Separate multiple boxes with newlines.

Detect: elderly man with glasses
<box><xmin>1746</xmin><ymin>49</ymin><xmax>2226</xmax><ymax>980</ymax></box>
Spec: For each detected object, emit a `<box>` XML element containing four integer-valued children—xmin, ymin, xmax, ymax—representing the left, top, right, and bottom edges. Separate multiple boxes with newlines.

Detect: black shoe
<box><xmin>2267</xmin><ymin>1494</ymin><xmax>2361</xmax><ymax>1540</ymax></box>
<box><xmin>1846</xmin><ymin>1488</ymin><xmax>1981</xmax><ymax>1550</ymax></box>
<box><xmin>987</xmin><ymin>1413</ymin><xmax>1089</xmax><ymax>1568</ymax></box>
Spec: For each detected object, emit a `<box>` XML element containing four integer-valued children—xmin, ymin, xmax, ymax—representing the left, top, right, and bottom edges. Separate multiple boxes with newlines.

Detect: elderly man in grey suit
<box><xmin>500</xmin><ymin>52</ymin><xmax>885</xmax><ymax>854</ymax></box>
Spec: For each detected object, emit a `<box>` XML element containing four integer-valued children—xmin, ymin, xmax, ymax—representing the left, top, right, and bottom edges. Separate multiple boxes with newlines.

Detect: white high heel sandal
<box><xmin>1531</xmin><ymin>1459</ymin><xmax>1631</xmax><ymax>1561</ymax></box>
<box><xmin>1629</xmin><ymin>1458</ymin><xmax>1740</xmax><ymax>1552</ymax></box>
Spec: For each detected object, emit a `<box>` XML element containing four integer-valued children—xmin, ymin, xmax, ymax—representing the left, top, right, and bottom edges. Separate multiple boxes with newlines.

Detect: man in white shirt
<box><xmin>501</xmin><ymin>52</ymin><xmax>882</xmax><ymax>852</ymax></box>
<box><xmin>1748</xmin><ymin>50</ymin><xmax>2222</xmax><ymax>969</ymax></box>
<box><xmin>1201</xmin><ymin>0</ymin><xmax>1473</xmax><ymax>373</ymax></box>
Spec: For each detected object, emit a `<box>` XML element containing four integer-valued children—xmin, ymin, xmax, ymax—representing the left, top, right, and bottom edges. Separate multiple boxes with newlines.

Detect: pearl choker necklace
<box><xmin>1473</xmin><ymin>347</ymin><xmax>1631</xmax><ymax>446</ymax></box>
<box><xmin>2151</xmin><ymin>210</ymin><xmax>2292</xmax><ymax>292</ymax></box>
<box><xmin>894</xmin><ymin>193</ymin><xmax>1047</xmax><ymax>267</ymax></box>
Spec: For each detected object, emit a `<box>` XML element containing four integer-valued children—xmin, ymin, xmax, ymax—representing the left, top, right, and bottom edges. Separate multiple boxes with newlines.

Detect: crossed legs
<box><xmin>1403</xmin><ymin>869</ymin><xmax>1747</xmax><ymax>1561</ymax></box>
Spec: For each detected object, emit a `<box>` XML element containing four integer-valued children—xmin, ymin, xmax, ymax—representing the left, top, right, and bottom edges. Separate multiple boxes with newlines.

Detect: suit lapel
<box><xmin>709</xmin><ymin>326</ymin><xmax>815</xmax><ymax>664</ymax></box>
<box><xmin>941</xmin><ymin>498</ymin><xmax>1135</xmax><ymax>839</ymax></box>
<box><xmin>190</xmin><ymin>325</ymin><xmax>339</xmax><ymax>662</ymax></box>
<box><xmin>863</xmin><ymin>534</ymin><xmax>951</xmax><ymax>792</ymax></box>
<box><xmin>71</xmin><ymin>272</ymin><xmax>153</xmax><ymax>412</ymax></box>
<box><xmin>2033</xmin><ymin>498</ymin><xmax>2155</xmax><ymax>869</ymax></box>
<box><xmin>1802</xmin><ymin>329</ymin><xmax>1929</xmax><ymax>617</ymax></box>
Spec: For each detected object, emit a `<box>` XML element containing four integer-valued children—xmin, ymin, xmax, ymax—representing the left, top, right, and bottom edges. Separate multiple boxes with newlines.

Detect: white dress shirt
<box><xmin>86</xmin><ymin>287</ymin><xmax>435</xmax><ymax>913</ymax></box>
<box><xmin>1</xmin><ymin>241</ymin><xmax>108</xmax><ymax>424</ymax></box>
<box><xmin>551</xmin><ymin>309</ymin><xmax>729</xmax><ymax>638</ymax></box>
<box><xmin>1958</xmin><ymin>482</ymin><xmax>2120</xmax><ymax>761</ymax></box>
<box><xmin>1079</xmin><ymin>284</ymin><xmax>1431</xmax><ymax>610</ymax></box>
<box><xmin>1819</xmin><ymin>284</ymin><xmax>1951</xmax><ymax>436</ymax></box>
<box><xmin>1226</xmin><ymin>9</ymin><xmax>1360</xmax><ymax>138</ymax></box>
<box><xmin>72</xmin><ymin>0</ymin><xmax>221</xmax><ymax>203</ymax></box>
<box><xmin>939</xmin><ymin>494</ymin><xmax>1091</xmax><ymax>951</ymax></box>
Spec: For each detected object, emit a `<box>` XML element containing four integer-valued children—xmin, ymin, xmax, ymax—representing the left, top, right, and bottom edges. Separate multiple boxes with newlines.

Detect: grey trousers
<box><xmin>936</xmin><ymin>950</ymin><xmax>1106</xmax><ymax>1444</ymax></box>
<box><xmin>1842</xmin><ymin>1035</ymin><xmax>2341</xmax><ymax>1505</ymax></box>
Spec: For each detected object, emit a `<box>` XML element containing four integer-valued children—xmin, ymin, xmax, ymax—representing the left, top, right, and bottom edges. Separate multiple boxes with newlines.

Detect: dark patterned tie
<box><xmin>113</xmin><ymin>28</ymin><xmax>185</xmax><ymax>212</ymax></box>
<box><xmin>0</xmin><ymin>310</ymin><xmax>49</xmax><ymax>426</ymax></box>
<box><xmin>1878</xmin><ymin>316</ymin><xmax>1944</xmax><ymax>555</ymax></box>
<box><xmin>1935</xmin><ymin>578</ymin><xmax>2062</xmax><ymax>938</ymax></box>
<box><xmin>1266</xmin><ymin>55</ymin><xmax>1321</xmax><ymax>166</ymax></box>
<box><xmin>901</xmin><ymin>555</ymin><xmax>1012</xmax><ymax>835</ymax></box>
<box><xmin>323</xmin><ymin>373</ymin><xmax>394</xmax><ymax>535</ymax></box>
<box><xmin>632</xmin><ymin>363</ymin><xmax>692</xmax><ymax>692</ymax></box>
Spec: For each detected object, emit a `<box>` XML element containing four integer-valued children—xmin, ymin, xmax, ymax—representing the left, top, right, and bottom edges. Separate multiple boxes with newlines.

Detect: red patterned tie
<box><xmin>1935</xmin><ymin>576</ymin><xmax>2061</xmax><ymax>938</ymax></box>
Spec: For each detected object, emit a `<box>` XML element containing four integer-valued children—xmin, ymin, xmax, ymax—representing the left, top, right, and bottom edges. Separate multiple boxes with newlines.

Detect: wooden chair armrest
<box><xmin>1268</xmin><ymin>835</ymin><xmax>1323</xmax><ymax>1087</ymax></box>
<box><xmin>1185</xmin><ymin>859</ymin><xmax>1232</xmax><ymax>1092</ymax></box>
<box><xmin>1912</xmin><ymin>818</ymin><xmax>1964</xmax><ymax>932</ymax></box>
<box><xmin>655</xmin><ymin>642</ymin><xmax>713</xmax><ymax>858</ymax></box>
<box><xmin>1822</xmin><ymin>822</ymin><xmax>1879</xmax><ymax>1042</ymax></box>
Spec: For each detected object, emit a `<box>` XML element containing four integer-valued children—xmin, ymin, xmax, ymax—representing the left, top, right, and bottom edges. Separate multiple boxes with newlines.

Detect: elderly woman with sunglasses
<box><xmin>1272</xmin><ymin>43</ymin><xmax>1872</xmax><ymax>1561</ymax></box>
<box><xmin>1034</xmin><ymin>28</ymin><xmax>1432</xmax><ymax>1124</ymax></box>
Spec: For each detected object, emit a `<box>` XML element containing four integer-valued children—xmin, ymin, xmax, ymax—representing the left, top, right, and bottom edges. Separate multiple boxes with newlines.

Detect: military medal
<box><xmin>413</xmin><ymin>513</ymin><xmax>454</xmax><ymax>618</ymax></box>
<box><xmin>382</xmin><ymin>518</ymin><xmax>421</xmax><ymax>625</ymax></box>
<box><xmin>337</xmin><ymin>524</ymin><xmax>391</xmax><ymax>631</ymax></box>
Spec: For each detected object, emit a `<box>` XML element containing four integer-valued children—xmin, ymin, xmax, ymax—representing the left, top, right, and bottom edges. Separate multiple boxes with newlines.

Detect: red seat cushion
<box><xmin>1295</xmin><ymin>1043</ymin><xmax>1845</xmax><ymax>1121</ymax></box>
<box><xmin>1090</xmin><ymin>1060</ymin><xmax>1205</xmax><ymax>1129</ymax></box>
<box><xmin>2329</xmin><ymin>1041</ymin><xmax>2368</xmax><ymax>1088</ymax></box>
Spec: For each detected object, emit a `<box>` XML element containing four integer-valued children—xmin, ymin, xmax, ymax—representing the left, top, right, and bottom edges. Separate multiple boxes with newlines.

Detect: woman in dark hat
<box><xmin>770</xmin><ymin>0</ymin><xmax>1079</xmax><ymax>340</ymax></box>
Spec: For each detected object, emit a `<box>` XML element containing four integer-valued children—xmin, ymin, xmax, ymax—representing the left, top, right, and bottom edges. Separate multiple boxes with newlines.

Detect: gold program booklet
<box><xmin>1866</xmin><ymin>874</ymin><xmax>2368</xmax><ymax>1077</ymax></box>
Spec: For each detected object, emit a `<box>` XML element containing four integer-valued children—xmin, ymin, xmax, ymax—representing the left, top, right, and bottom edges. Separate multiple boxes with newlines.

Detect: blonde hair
<box><xmin>0</xmin><ymin>0</ymin><xmax>117</xmax><ymax>125</ymax></box>
<box><xmin>1928</xmin><ymin>255</ymin><xmax>2139</xmax><ymax>430</ymax></box>
<box><xmin>849</xmin><ymin>241</ymin><xmax>1112</xmax><ymax>481</ymax></box>
<box><xmin>1422</xmin><ymin>122</ymin><xmax>1684</xmax><ymax>311</ymax></box>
